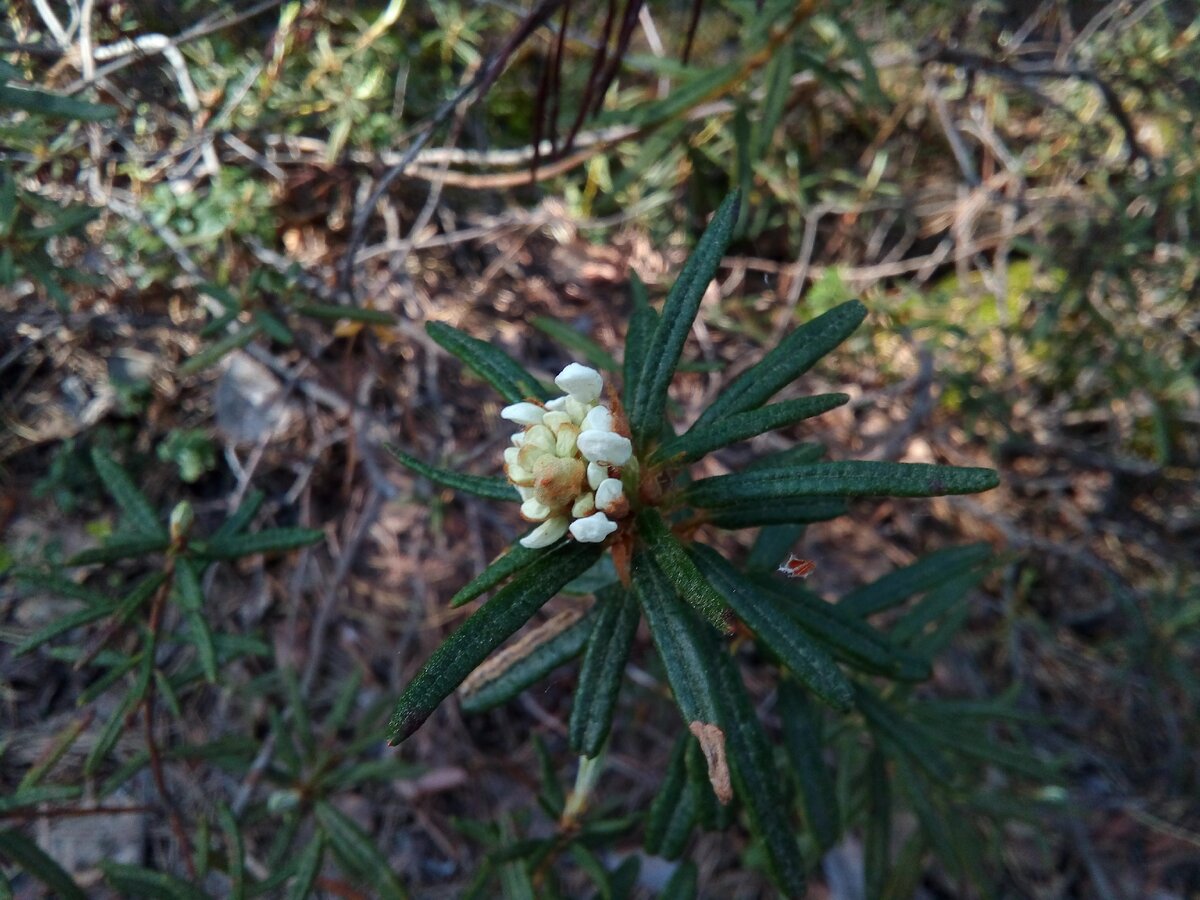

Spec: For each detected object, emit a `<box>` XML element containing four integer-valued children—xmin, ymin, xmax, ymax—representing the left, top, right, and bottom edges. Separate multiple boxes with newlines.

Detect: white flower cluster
<box><xmin>501</xmin><ymin>364</ymin><xmax>633</xmax><ymax>549</ymax></box>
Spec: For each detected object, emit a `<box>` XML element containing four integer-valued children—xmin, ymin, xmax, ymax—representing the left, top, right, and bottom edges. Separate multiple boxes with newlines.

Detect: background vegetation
<box><xmin>2</xmin><ymin>0</ymin><xmax>1197</xmax><ymax>896</ymax></box>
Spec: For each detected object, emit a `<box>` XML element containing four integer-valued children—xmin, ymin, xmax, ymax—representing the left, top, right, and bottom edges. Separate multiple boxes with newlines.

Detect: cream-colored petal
<box><xmin>520</xmin><ymin>497</ymin><xmax>553</xmax><ymax>521</ymax></box>
<box><xmin>500</xmin><ymin>402</ymin><xmax>546</xmax><ymax>426</ymax></box>
<box><xmin>571</xmin><ymin>491</ymin><xmax>596</xmax><ymax>518</ymax></box>
<box><xmin>577</xmin><ymin>431</ymin><xmax>633</xmax><ymax>466</ymax></box>
<box><xmin>545</xmin><ymin>396</ymin><xmax>570</xmax><ymax>411</ymax></box>
<box><xmin>587</xmin><ymin>461</ymin><xmax>609</xmax><ymax>490</ymax></box>
<box><xmin>524</xmin><ymin>424</ymin><xmax>556</xmax><ymax>451</ymax></box>
<box><xmin>554</xmin><ymin>363</ymin><xmax>603</xmax><ymax>403</ymax></box>
<box><xmin>555</xmin><ymin>423</ymin><xmax>579</xmax><ymax>458</ymax></box>
<box><xmin>542</xmin><ymin>411</ymin><xmax>573</xmax><ymax>432</ymax></box>
<box><xmin>520</xmin><ymin>516</ymin><xmax>569</xmax><ymax>548</ymax></box>
<box><xmin>569</xmin><ymin>512</ymin><xmax>618</xmax><ymax>542</ymax></box>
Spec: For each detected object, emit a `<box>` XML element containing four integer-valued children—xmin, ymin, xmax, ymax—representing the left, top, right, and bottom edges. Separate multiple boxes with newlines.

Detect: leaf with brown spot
<box><xmin>688</xmin><ymin>721</ymin><xmax>733</xmax><ymax>805</ymax></box>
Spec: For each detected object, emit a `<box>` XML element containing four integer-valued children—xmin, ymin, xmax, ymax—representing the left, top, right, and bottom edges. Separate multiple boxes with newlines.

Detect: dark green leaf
<box><xmin>217</xmin><ymin>804</ymin><xmax>245</xmax><ymax>900</ymax></box>
<box><xmin>183</xmin><ymin>609</ymin><xmax>219</xmax><ymax>685</ymax></box>
<box><xmin>603</xmin><ymin>62</ymin><xmax>741</xmax><ymax>130</ymax></box>
<box><xmin>450</xmin><ymin>541</ymin><xmax>541</xmax><ymax>607</ymax></box>
<box><xmin>387</xmin><ymin>541</ymin><xmax>603</xmax><ymax>744</ymax></box>
<box><xmin>174</xmin><ymin>558</ymin><xmax>204</xmax><ymax>613</ymax></box>
<box><xmin>657</xmin><ymin>393</ymin><xmax>849</xmax><ymax>464</ymax></box>
<box><xmin>710</xmin><ymin>649</ymin><xmax>806</xmax><ymax>897</ymax></box>
<box><xmin>286</xmin><ymin>832</ymin><xmax>325</xmax><ymax>900</ymax></box>
<box><xmin>12</xmin><ymin>570</ymin><xmax>109</xmax><ymax>606</ymax></box>
<box><xmin>531</xmin><ymin>316</ymin><xmax>618</xmax><ymax>371</ymax></box>
<box><xmin>777</xmin><ymin>680</ymin><xmax>840</xmax><ymax>851</ymax></box>
<box><xmin>692</xmin><ymin>300</ymin><xmax>867</xmax><ymax>429</ymax></box>
<box><xmin>90</xmin><ymin>447</ymin><xmax>165</xmax><ymax>537</ymax></box>
<box><xmin>199</xmin><ymin>527</ymin><xmax>324</xmax><ymax>560</ymax></box>
<box><xmin>705</xmin><ymin>497</ymin><xmax>848</xmax><ymax>529</ymax></box>
<box><xmin>425</xmin><ymin>321</ymin><xmax>549</xmax><ymax>403</ymax></box>
<box><xmin>295</xmin><ymin>303</ymin><xmax>395</xmax><ymax>325</ymax></box>
<box><xmin>179</xmin><ymin>322</ymin><xmax>262</xmax><ymax>376</ymax></box>
<box><xmin>685</xmin><ymin>461</ymin><xmax>1000</xmax><ymax>508</ymax></box>
<box><xmin>636</xmin><ymin>508</ymin><xmax>726</xmax><ymax>628</ymax></box>
<box><xmin>315</xmin><ymin>801</ymin><xmax>408</xmax><ymax>899</ymax></box>
<box><xmin>99</xmin><ymin>862</ymin><xmax>208</xmax><ymax>899</ymax></box>
<box><xmin>864</xmin><ymin>747</ymin><xmax>891</xmax><ymax>900</ymax></box>
<box><xmin>385</xmin><ymin>445</ymin><xmax>519</xmax><ymax>502</ymax></box>
<box><xmin>67</xmin><ymin>534</ymin><xmax>171</xmax><ymax>566</ymax></box>
<box><xmin>0</xmin><ymin>84</ymin><xmax>118</xmax><ymax>121</ymax></box>
<box><xmin>213</xmin><ymin>491</ymin><xmax>265</xmax><ymax>540</ymax></box>
<box><xmin>757</xmin><ymin>577</ymin><xmax>930</xmax><ymax>681</ymax></box>
<box><xmin>745</xmin><ymin>524</ymin><xmax>807</xmax><ymax>572</ymax></box>
<box><xmin>643</xmin><ymin>735</ymin><xmax>697</xmax><ymax>859</ymax></box>
<box><xmin>0</xmin><ymin>829</ymin><xmax>87</xmax><ymax>899</ymax></box>
<box><xmin>630</xmin><ymin>192</ymin><xmax>741</xmax><ymax>444</ymax></box>
<box><xmin>533</xmin><ymin>734</ymin><xmax>564</xmax><ymax>816</ymax></box>
<box><xmin>745</xmin><ymin>442</ymin><xmax>827</xmax><ymax>470</ymax></box>
<box><xmin>13</xmin><ymin>600</ymin><xmax>117</xmax><ymax>656</ymax></box>
<box><xmin>660</xmin><ymin>861</ymin><xmax>698</xmax><ymax>900</ymax></box>
<box><xmin>889</xmin><ymin>572</ymin><xmax>981</xmax><ymax>646</ymax></box>
<box><xmin>460</xmin><ymin>603</ymin><xmax>598</xmax><ymax>713</ymax></box>
<box><xmin>854</xmin><ymin>686</ymin><xmax>949</xmax><ymax>782</ymax></box>
<box><xmin>689</xmin><ymin>545</ymin><xmax>852</xmax><ymax>710</ymax></box>
<box><xmin>569</xmin><ymin>586</ymin><xmax>640</xmax><ymax>756</ymax></box>
<box><xmin>0</xmin><ymin>785</ymin><xmax>82</xmax><ymax>813</ymax></box>
<box><xmin>85</xmin><ymin>653</ymin><xmax>152</xmax><ymax>775</ymax></box>
<box><xmin>622</xmin><ymin>272</ymin><xmax>658</xmax><ymax>415</ymax></box>
<box><xmin>77</xmin><ymin>653</ymin><xmax>141</xmax><ymax>706</ymax></box>
<box><xmin>839</xmin><ymin>544</ymin><xmax>992</xmax><ymax>619</ymax></box>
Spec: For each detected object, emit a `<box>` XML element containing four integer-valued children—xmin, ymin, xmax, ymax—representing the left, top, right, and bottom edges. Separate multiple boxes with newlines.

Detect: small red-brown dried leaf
<box><xmin>689</xmin><ymin>720</ymin><xmax>733</xmax><ymax>805</ymax></box>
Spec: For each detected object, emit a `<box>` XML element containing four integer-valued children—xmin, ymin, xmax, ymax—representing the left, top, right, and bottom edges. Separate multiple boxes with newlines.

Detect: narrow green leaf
<box><xmin>315</xmin><ymin>801</ymin><xmax>407</xmax><ymax>900</ymax></box>
<box><xmin>840</xmin><ymin>544</ymin><xmax>992</xmax><ymax>618</ymax></box>
<box><xmin>18</xmin><ymin>715</ymin><xmax>93</xmax><ymax>789</ymax></box>
<box><xmin>569</xmin><ymin>586</ymin><xmax>640</xmax><ymax>756</ymax></box>
<box><xmin>745</xmin><ymin>524</ymin><xmax>807</xmax><ymax>572</ymax></box>
<box><xmin>387</xmin><ymin>541</ymin><xmax>603</xmax><ymax>744</ymax></box>
<box><xmin>12</xmin><ymin>570</ymin><xmax>109</xmax><ymax>606</ymax></box>
<box><xmin>179</xmin><ymin>322</ymin><xmax>262</xmax><ymax>376</ymax></box>
<box><xmin>605</xmin><ymin>61</ymin><xmax>741</xmax><ymax>130</ymax></box>
<box><xmin>531</xmin><ymin>316</ymin><xmax>618</xmax><ymax>371</ymax></box>
<box><xmin>385</xmin><ymin>445</ymin><xmax>519</xmax><ymax>502</ymax></box>
<box><xmin>692</xmin><ymin>300</ymin><xmax>867</xmax><ymax>429</ymax></box>
<box><xmin>0</xmin><ymin>829</ymin><xmax>87</xmax><ymax>899</ymax></box>
<box><xmin>450</xmin><ymin>541</ymin><xmax>541</xmax><ymax>607</ymax></box>
<box><xmin>199</xmin><ymin>527</ymin><xmax>324</xmax><ymax>560</ymax></box>
<box><xmin>213</xmin><ymin>490</ymin><xmax>265</xmax><ymax>540</ymax></box>
<box><xmin>85</xmin><ymin>654</ymin><xmax>152</xmax><ymax>775</ymax></box>
<box><xmin>643</xmin><ymin>735</ymin><xmax>697</xmax><ymax>859</ymax></box>
<box><xmin>710</xmin><ymin>648</ymin><xmax>807</xmax><ymax>897</ymax></box>
<box><xmin>622</xmin><ymin>272</ymin><xmax>659</xmax><ymax>416</ymax></box>
<box><xmin>632</xmin><ymin>552</ymin><xmax>720</xmax><ymax>725</ymax></box>
<box><xmin>755</xmin><ymin>577</ymin><xmax>929</xmax><ymax>681</ymax></box>
<box><xmin>174</xmin><ymin>558</ymin><xmax>204</xmax><ymax>613</ymax></box>
<box><xmin>657</xmin><ymin>393</ymin><xmax>849</xmax><ymax>464</ymax></box>
<box><xmin>460</xmin><ymin>603</ymin><xmax>598</xmax><ymax>713</ymax></box>
<box><xmin>881</xmin><ymin>831</ymin><xmax>929</xmax><ymax>900</ymax></box>
<box><xmin>90</xmin><ymin>447</ymin><xmax>165</xmax><ymax>537</ymax></box>
<box><xmin>100</xmin><ymin>863</ymin><xmax>208</xmax><ymax>899</ymax></box>
<box><xmin>745</xmin><ymin>442</ymin><xmax>827</xmax><ymax>470</ymax></box>
<box><xmin>630</xmin><ymin>192</ymin><xmax>741</xmax><ymax>444</ymax></box>
<box><xmin>777</xmin><ymin>680</ymin><xmax>840</xmax><ymax>851</ymax></box>
<box><xmin>854</xmin><ymin>686</ymin><xmax>949</xmax><ymax>782</ymax></box>
<box><xmin>660</xmin><ymin>861</ymin><xmax>698</xmax><ymax>900</ymax></box>
<box><xmin>892</xmin><ymin>757</ymin><xmax>984</xmax><ymax>888</ymax></box>
<box><xmin>425</xmin><ymin>321</ymin><xmax>549</xmax><ymax>403</ymax></box>
<box><xmin>252</xmin><ymin>309</ymin><xmax>294</xmax><ymax>345</ymax></box>
<box><xmin>685</xmin><ymin>461</ymin><xmax>1000</xmax><ymax>508</ymax></box>
<box><xmin>13</xmin><ymin>600</ymin><xmax>117</xmax><ymax>655</ymax></box>
<box><xmin>77</xmin><ymin>653</ymin><xmax>141</xmax><ymax>706</ymax></box>
<box><xmin>286</xmin><ymin>832</ymin><xmax>325</xmax><ymax>900</ymax></box>
<box><xmin>67</xmin><ymin>534</ymin><xmax>171</xmax><ymax>566</ymax></box>
<box><xmin>636</xmin><ymin>508</ymin><xmax>726</xmax><ymax>628</ymax></box>
<box><xmin>183</xmin><ymin>609</ymin><xmax>219</xmax><ymax>684</ymax></box>
<box><xmin>533</xmin><ymin>735</ymin><xmax>564</xmax><ymax>816</ymax></box>
<box><xmin>296</xmin><ymin>303</ymin><xmax>395</xmax><ymax>325</ymax></box>
<box><xmin>0</xmin><ymin>785</ymin><xmax>82</xmax><ymax>813</ymax></box>
<box><xmin>864</xmin><ymin>746</ymin><xmax>891</xmax><ymax>900</ymax></box>
<box><xmin>197</xmin><ymin>281</ymin><xmax>239</xmax><ymax>314</ymax></box>
<box><xmin>0</xmin><ymin>84</ymin><xmax>118</xmax><ymax>121</ymax></box>
<box><xmin>199</xmin><ymin>305</ymin><xmax>240</xmax><ymax>339</ymax></box>
<box><xmin>705</xmin><ymin>497</ymin><xmax>848</xmax><ymax>529</ymax></box>
<box><xmin>689</xmin><ymin>544</ymin><xmax>852</xmax><ymax>710</ymax></box>
<box><xmin>217</xmin><ymin>804</ymin><xmax>245</xmax><ymax>900</ymax></box>
<box><xmin>889</xmin><ymin>572</ymin><xmax>981</xmax><ymax>645</ymax></box>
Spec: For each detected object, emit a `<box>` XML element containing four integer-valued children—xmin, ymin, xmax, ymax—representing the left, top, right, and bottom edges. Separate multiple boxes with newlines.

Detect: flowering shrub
<box><xmin>385</xmin><ymin>192</ymin><xmax>1002</xmax><ymax>896</ymax></box>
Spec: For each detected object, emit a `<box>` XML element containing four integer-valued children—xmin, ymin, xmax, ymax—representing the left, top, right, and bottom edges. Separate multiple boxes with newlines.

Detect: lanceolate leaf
<box><xmin>656</xmin><ymin>393</ymin><xmax>849</xmax><ymax>464</ymax></box>
<box><xmin>889</xmin><ymin>571</ymin><xmax>982</xmax><ymax>646</ymax></box>
<box><xmin>569</xmin><ymin>586</ymin><xmax>641</xmax><ymax>756</ymax></box>
<box><xmin>0</xmin><ymin>828</ymin><xmax>88</xmax><ymax>900</ymax></box>
<box><xmin>685</xmin><ymin>461</ymin><xmax>1000</xmax><ymax>508</ymax></box>
<box><xmin>460</xmin><ymin>604</ymin><xmax>598</xmax><ymax>713</ymax></box>
<box><xmin>643</xmin><ymin>735</ymin><xmax>697</xmax><ymax>859</ymax></box>
<box><xmin>745</xmin><ymin>441</ymin><xmax>827</xmax><ymax>470</ymax></box>
<box><xmin>711</xmin><ymin>648</ymin><xmax>807</xmax><ymax>897</ymax></box>
<box><xmin>636</xmin><ymin>508</ymin><xmax>727</xmax><ymax>628</ymax></box>
<box><xmin>755</xmin><ymin>577</ymin><xmax>930</xmax><ymax>681</ymax></box>
<box><xmin>630</xmin><ymin>192</ymin><xmax>741</xmax><ymax>444</ymax></box>
<box><xmin>839</xmin><ymin>543</ymin><xmax>992</xmax><ymax>619</ymax></box>
<box><xmin>854</xmin><ymin>686</ymin><xmax>949</xmax><ymax>782</ymax></box>
<box><xmin>689</xmin><ymin>544</ymin><xmax>852</xmax><ymax>711</ymax></box>
<box><xmin>200</xmin><ymin>527</ymin><xmax>325</xmax><ymax>560</ymax></box>
<box><xmin>704</xmin><ymin>497</ymin><xmax>848</xmax><ymax>529</ymax></box>
<box><xmin>692</xmin><ymin>300</ymin><xmax>867</xmax><ymax>429</ymax></box>
<box><xmin>100</xmin><ymin>863</ymin><xmax>208</xmax><ymax>900</ymax></box>
<box><xmin>622</xmin><ymin>272</ymin><xmax>659</xmax><ymax>416</ymax></box>
<box><xmin>387</xmin><ymin>541</ymin><xmax>603</xmax><ymax>744</ymax></box>
<box><xmin>777</xmin><ymin>680</ymin><xmax>841</xmax><ymax>851</ymax></box>
<box><xmin>385</xmin><ymin>445</ymin><xmax>520</xmax><ymax>502</ymax></box>
<box><xmin>67</xmin><ymin>534</ymin><xmax>171</xmax><ymax>566</ymax></box>
<box><xmin>315</xmin><ymin>801</ymin><xmax>408</xmax><ymax>900</ymax></box>
<box><xmin>531</xmin><ymin>316</ymin><xmax>618</xmax><ymax>371</ymax></box>
<box><xmin>0</xmin><ymin>84</ymin><xmax>118</xmax><ymax>121</ymax></box>
<box><xmin>864</xmin><ymin>746</ymin><xmax>891</xmax><ymax>900</ymax></box>
<box><xmin>425</xmin><ymin>321</ymin><xmax>550</xmax><ymax>403</ymax></box>
<box><xmin>90</xmin><ymin>447</ymin><xmax>165</xmax><ymax>537</ymax></box>
<box><xmin>13</xmin><ymin>601</ymin><xmax>117</xmax><ymax>656</ymax></box>
<box><xmin>450</xmin><ymin>541</ymin><xmax>542</xmax><ymax>607</ymax></box>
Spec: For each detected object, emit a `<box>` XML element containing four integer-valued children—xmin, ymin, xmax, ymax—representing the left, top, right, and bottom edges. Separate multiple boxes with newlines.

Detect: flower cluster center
<box><xmin>502</xmin><ymin>364</ymin><xmax>632</xmax><ymax>548</ymax></box>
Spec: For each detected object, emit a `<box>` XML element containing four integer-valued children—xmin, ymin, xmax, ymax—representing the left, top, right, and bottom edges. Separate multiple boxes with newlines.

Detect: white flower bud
<box><xmin>571</xmin><ymin>491</ymin><xmax>596</xmax><ymax>518</ymax></box>
<box><xmin>555</xmin><ymin>364</ymin><xmax>603</xmax><ymax>404</ymax></box>
<box><xmin>577</xmin><ymin>430</ymin><xmax>633</xmax><ymax>466</ymax></box>
<box><xmin>580</xmin><ymin>405</ymin><xmax>613</xmax><ymax>433</ymax></box>
<box><xmin>520</xmin><ymin>497</ymin><xmax>553</xmax><ymax>521</ymax></box>
<box><xmin>520</xmin><ymin>516</ymin><xmax>569</xmax><ymax>548</ymax></box>
<box><xmin>500</xmin><ymin>402</ymin><xmax>546</xmax><ymax>426</ymax></box>
<box><xmin>569</xmin><ymin>512</ymin><xmax>618</xmax><ymax>543</ymax></box>
<box><xmin>545</xmin><ymin>396</ymin><xmax>569</xmax><ymax>411</ymax></box>
<box><xmin>595</xmin><ymin>478</ymin><xmax>624</xmax><ymax>510</ymax></box>
<box><xmin>587</xmin><ymin>461</ymin><xmax>609</xmax><ymax>490</ymax></box>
